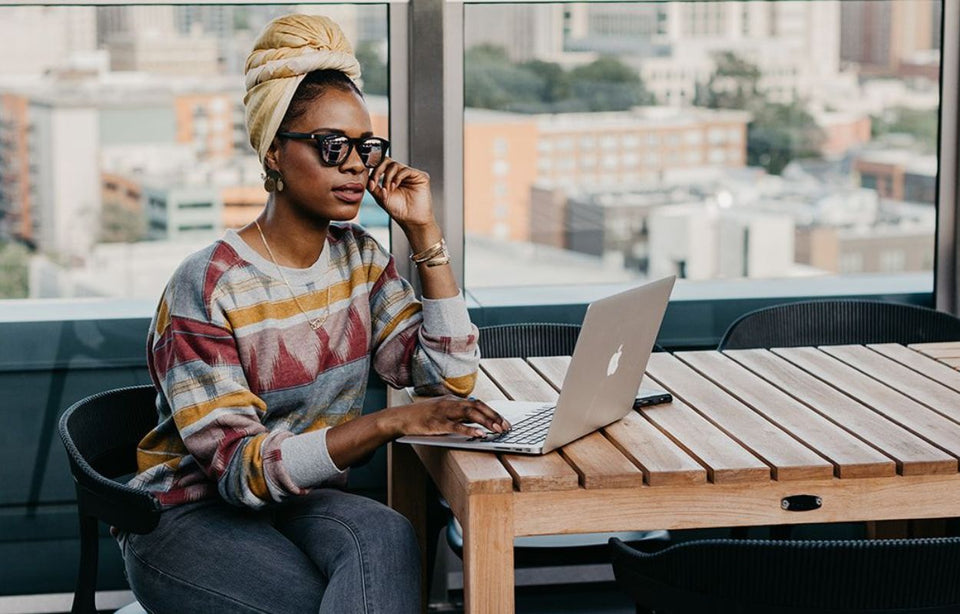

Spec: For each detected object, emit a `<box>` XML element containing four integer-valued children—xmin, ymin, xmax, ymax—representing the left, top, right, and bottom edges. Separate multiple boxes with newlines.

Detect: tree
<box><xmin>354</xmin><ymin>41</ymin><xmax>388</xmax><ymax>96</ymax></box>
<box><xmin>695</xmin><ymin>51</ymin><xmax>823</xmax><ymax>175</ymax></box>
<box><xmin>694</xmin><ymin>51</ymin><xmax>762</xmax><ymax>110</ymax></box>
<box><xmin>464</xmin><ymin>45</ymin><xmax>544</xmax><ymax>111</ymax></box>
<box><xmin>567</xmin><ymin>56</ymin><xmax>655</xmax><ymax>112</ymax></box>
<box><xmin>464</xmin><ymin>46</ymin><xmax>652</xmax><ymax>113</ymax></box>
<box><xmin>0</xmin><ymin>240</ymin><xmax>30</xmax><ymax>299</ymax></box>
<box><xmin>519</xmin><ymin>59</ymin><xmax>569</xmax><ymax>103</ymax></box>
<box><xmin>100</xmin><ymin>201</ymin><xmax>145</xmax><ymax>243</ymax></box>
<box><xmin>748</xmin><ymin>102</ymin><xmax>825</xmax><ymax>175</ymax></box>
<box><xmin>872</xmin><ymin>106</ymin><xmax>939</xmax><ymax>153</ymax></box>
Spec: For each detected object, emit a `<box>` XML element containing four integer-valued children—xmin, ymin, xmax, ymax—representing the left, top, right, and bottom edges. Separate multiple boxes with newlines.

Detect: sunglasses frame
<box><xmin>276</xmin><ymin>131</ymin><xmax>390</xmax><ymax>169</ymax></box>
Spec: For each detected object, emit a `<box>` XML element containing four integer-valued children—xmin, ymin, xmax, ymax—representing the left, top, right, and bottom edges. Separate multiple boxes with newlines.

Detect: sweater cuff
<box><xmin>280</xmin><ymin>427</ymin><xmax>346</xmax><ymax>489</ymax></box>
<box><xmin>421</xmin><ymin>291</ymin><xmax>473</xmax><ymax>336</ymax></box>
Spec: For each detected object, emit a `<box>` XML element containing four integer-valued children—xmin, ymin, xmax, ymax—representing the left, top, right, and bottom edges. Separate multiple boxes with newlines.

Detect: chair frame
<box><xmin>58</xmin><ymin>385</ymin><xmax>162</xmax><ymax>614</ymax></box>
<box><xmin>718</xmin><ymin>299</ymin><xmax>960</xmax><ymax>351</ymax></box>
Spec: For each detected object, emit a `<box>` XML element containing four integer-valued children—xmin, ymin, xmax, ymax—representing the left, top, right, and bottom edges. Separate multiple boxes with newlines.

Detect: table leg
<box><xmin>463</xmin><ymin>492</ymin><xmax>514</xmax><ymax>614</ymax></box>
<box><xmin>388</xmin><ymin>442</ymin><xmax>429</xmax><ymax>612</ymax></box>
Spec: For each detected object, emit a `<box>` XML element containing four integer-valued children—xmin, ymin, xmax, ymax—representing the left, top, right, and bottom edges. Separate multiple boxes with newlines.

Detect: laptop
<box><xmin>398</xmin><ymin>275</ymin><xmax>676</xmax><ymax>454</ymax></box>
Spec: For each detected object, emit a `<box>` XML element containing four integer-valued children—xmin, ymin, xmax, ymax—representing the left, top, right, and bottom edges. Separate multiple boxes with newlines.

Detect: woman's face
<box><xmin>272</xmin><ymin>87</ymin><xmax>375</xmax><ymax>224</ymax></box>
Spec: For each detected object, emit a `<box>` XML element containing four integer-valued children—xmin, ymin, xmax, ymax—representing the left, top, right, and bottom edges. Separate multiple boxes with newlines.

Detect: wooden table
<box><xmin>388</xmin><ymin>344</ymin><xmax>960</xmax><ymax>613</ymax></box>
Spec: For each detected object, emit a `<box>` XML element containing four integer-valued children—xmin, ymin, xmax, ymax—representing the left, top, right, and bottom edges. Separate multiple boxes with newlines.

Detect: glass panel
<box><xmin>0</xmin><ymin>5</ymin><xmax>389</xmax><ymax>299</ymax></box>
<box><xmin>463</xmin><ymin>1</ymin><xmax>941</xmax><ymax>289</ymax></box>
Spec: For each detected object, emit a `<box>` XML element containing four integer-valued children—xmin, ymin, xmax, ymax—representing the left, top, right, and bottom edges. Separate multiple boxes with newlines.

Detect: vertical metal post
<box><xmin>936</xmin><ymin>0</ymin><xmax>959</xmax><ymax>315</ymax></box>
<box><xmin>391</xmin><ymin>0</ymin><xmax>465</xmax><ymax>290</ymax></box>
<box><xmin>388</xmin><ymin>0</ymin><xmax>413</xmax><ymax>281</ymax></box>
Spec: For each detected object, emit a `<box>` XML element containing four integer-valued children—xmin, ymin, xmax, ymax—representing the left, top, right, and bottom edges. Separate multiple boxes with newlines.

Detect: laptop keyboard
<box><xmin>472</xmin><ymin>405</ymin><xmax>556</xmax><ymax>444</ymax></box>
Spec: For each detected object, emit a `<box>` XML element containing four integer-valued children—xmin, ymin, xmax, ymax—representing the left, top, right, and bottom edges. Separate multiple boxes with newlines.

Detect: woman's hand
<box><xmin>367</xmin><ymin>158</ymin><xmax>435</xmax><ymax>230</ymax></box>
<box><xmin>382</xmin><ymin>396</ymin><xmax>511</xmax><ymax>439</ymax></box>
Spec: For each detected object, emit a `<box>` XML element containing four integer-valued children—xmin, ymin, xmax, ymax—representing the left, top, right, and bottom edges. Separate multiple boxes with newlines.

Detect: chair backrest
<box><xmin>58</xmin><ymin>385</ymin><xmax>163</xmax><ymax>533</ymax></box>
<box><xmin>611</xmin><ymin>536</ymin><xmax>960</xmax><ymax>614</ymax></box>
<box><xmin>478</xmin><ymin>323</ymin><xmax>582</xmax><ymax>359</ymax></box>
<box><xmin>718</xmin><ymin>300</ymin><xmax>960</xmax><ymax>350</ymax></box>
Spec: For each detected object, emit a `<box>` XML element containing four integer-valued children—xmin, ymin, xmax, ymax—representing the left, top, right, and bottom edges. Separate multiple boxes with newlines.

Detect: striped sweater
<box><xmin>130</xmin><ymin>223</ymin><xmax>479</xmax><ymax>509</ymax></box>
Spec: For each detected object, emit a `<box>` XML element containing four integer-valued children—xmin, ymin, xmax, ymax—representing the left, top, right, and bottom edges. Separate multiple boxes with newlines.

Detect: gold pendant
<box><xmin>309</xmin><ymin>318</ymin><xmax>323</xmax><ymax>330</ymax></box>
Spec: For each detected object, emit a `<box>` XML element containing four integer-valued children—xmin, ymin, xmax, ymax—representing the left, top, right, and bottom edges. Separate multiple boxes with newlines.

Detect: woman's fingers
<box><xmin>466</xmin><ymin>399</ymin><xmax>511</xmax><ymax>431</ymax></box>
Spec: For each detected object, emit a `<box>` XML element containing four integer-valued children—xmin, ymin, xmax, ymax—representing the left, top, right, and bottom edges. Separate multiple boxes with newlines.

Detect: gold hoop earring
<box><xmin>263</xmin><ymin>168</ymin><xmax>284</xmax><ymax>193</ymax></box>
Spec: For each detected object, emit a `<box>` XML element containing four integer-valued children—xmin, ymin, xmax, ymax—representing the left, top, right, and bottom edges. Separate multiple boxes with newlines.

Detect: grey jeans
<box><xmin>120</xmin><ymin>489</ymin><xmax>420</xmax><ymax>614</ymax></box>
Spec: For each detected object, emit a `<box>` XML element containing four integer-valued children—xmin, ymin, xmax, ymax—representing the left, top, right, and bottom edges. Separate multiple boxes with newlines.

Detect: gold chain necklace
<box><xmin>255</xmin><ymin>219</ymin><xmax>329</xmax><ymax>330</ymax></box>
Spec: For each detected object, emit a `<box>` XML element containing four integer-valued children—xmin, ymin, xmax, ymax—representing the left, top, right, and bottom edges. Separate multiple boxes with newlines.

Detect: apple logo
<box><xmin>607</xmin><ymin>344</ymin><xmax>623</xmax><ymax>376</ymax></box>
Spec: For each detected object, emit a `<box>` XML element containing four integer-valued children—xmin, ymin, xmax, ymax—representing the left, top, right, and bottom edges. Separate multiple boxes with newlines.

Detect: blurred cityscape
<box><xmin>0</xmin><ymin>1</ymin><xmax>941</xmax><ymax>300</ymax></box>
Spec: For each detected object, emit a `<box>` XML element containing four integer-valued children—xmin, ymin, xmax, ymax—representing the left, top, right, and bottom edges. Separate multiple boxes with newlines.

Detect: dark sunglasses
<box><xmin>276</xmin><ymin>132</ymin><xmax>390</xmax><ymax>169</ymax></box>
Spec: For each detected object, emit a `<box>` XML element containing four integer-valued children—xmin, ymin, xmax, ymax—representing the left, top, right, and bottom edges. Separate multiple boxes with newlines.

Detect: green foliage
<box><xmin>100</xmin><ymin>201</ymin><xmax>145</xmax><ymax>243</ymax></box>
<box><xmin>748</xmin><ymin>102</ymin><xmax>825</xmax><ymax>175</ymax></box>
<box><xmin>465</xmin><ymin>46</ymin><xmax>652</xmax><ymax>113</ymax></box>
<box><xmin>465</xmin><ymin>45</ymin><xmax>545</xmax><ymax>111</ymax></box>
<box><xmin>695</xmin><ymin>51</ymin><xmax>823</xmax><ymax>175</ymax></box>
<box><xmin>355</xmin><ymin>41</ymin><xmax>388</xmax><ymax>97</ymax></box>
<box><xmin>694</xmin><ymin>51</ymin><xmax>761</xmax><ymax>110</ymax></box>
<box><xmin>872</xmin><ymin>106</ymin><xmax>939</xmax><ymax>153</ymax></box>
<box><xmin>0</xmin><ymin>240</ymin><xmax>29</xmax><ymax>299</ymax></box>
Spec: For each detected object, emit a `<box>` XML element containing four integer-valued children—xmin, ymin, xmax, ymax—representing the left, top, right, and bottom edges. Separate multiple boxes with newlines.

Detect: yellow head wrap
<box><xmin>243</xmin><ymin>14</ymin><xmax>362</xmax><ymax>164</ymax></box>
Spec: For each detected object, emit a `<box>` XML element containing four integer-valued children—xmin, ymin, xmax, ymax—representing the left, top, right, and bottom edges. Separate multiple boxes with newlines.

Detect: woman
<box><xmin>121</xmin><ymin>14</ymin><xmax>508</xmax><ymax>613</ymax></box>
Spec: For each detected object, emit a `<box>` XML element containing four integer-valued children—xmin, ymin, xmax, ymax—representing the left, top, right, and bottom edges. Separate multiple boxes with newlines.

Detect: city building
<box><xmin>854</xmin><ymin>149</ymin><xmax>938</xmax><ymax>204</ymax></box>
<box><xmin>840</xmin><ymin>0</ymin><xmax>940</xmax><ymax>77</ymax></box>
<box><xmin>647</xmin><ymin>203</ymin><xmax>797</xmax><ymax>280</ymax></box>
<box><xmin>143</xmin><ymin>182</ymin><xmax>223</xmax><ymax>242</ymax></box>
<box><xmin>465</xmin><ymin>105</ymin><xmax>750</xmax><ymax>243</ymax></box>
<box><xmin>106</xmin><ymin>30</ymin><xmax>220</xmax><ymax>76</ymax></box>
<box><xmin>0</xmin><ymin>6</ymin><xmax>96</xmax><ymax>77</ymax></box>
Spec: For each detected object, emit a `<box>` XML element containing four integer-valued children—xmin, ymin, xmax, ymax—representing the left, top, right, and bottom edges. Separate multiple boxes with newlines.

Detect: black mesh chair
<box><xmin>719</xmin><ymin>300</ymin><xmax>960</xmax><ymax>350</ymax></box>
<box><xmin>435</xmin><ymin>323</ymin><xmax>668</xmax><ymax>598</ymax></box>
<box><xmin>610</xmin><ymin>536</ymin><xmax>960</xmax><ymax>614</ymax></box>
<box><xmin>58</xmin><ymin>385</ymin><xmax>161</xmax><ymax>614</ymax></box>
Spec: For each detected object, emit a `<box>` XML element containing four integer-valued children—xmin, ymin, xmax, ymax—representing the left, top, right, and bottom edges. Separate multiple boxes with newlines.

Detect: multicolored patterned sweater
<box><xmin>129</xmin><ymin>224</ymin><xmax>479</xmax><ymax>509</ymax></box>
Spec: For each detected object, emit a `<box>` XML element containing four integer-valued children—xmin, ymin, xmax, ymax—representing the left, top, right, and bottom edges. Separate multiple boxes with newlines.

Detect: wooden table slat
<box><xmin>910</xmin><ymin>348</ymin><xmax>960</xmax><ymax>359</ymax></box>
<box><xmin>474</xmin><ymin>359</ymin><xmax>583</xmax><ymax>491</ymax></box>
<box><xmin>527</xmin><ymin>356</ymin><xmax>569</xmax><ymax>391</ymax></box>
<box><xmin>725</xmin><ymin>349</ymin><xmax>957</xmax><ymax>476</ymax></box>
<box><xmin>499</xmin><ymin>451</ymin><xmax>580</xmax><ymax>492</ymax></box>
<box><xmin>821</xmin><ymin>345</ymin><xmax>960</xmax><ymax>425</ymax></box>
<box><xmin>909</xmin><ymin>342</ymin><xmax>960</xmax><ymax>351</ymax></box>
<box><xmin>558</xmin><ymin>432</ymin><xmax>646</xmax><ymax>489</ymax></box>
<box><xmin>622</xmin><ymin>379</ymin><xmax>772</xmax><ymax>484</ymax></box>
<box><xmin>605</xmin><ymin>411</ymin><xmax>707</xmax><ymax>485</ymax></box>
<box><xmin>471</xmin><ymin>369</ymin><xmax>510</xmax><ymax>401</ymax></box>
<box><xmin>680</xmin><ymin>350</ymin><xmax>896</xmax><ymax>479</ymax></box>
<box><xmin>941</xmin><ymin>357</ymin><xmax>960</xmax><ymax>368</ymax></box>
<box><xmin>646</xmin><ymin>353</ymin><xmax>832</xmax><ymax>481</ymax></box>
<box><xmin>482</xmin><ymin>357</ymin><xmax>647</xmax><ymax>489</ymax></box>
<box><xmin>871</xmin><ymin>343</ymin><xmax>960</xmax><ymax>394</ymax></box>
<box><xmin>532</xmin><ymin>356</ymin><xmax>720</xmax><ymax>486</ymax></box>
<box><xmin>481</xmin><ymin>358</ymin><xmax>559</xmax><ymax>400</ymax></box>
<box><xmin>773</xmin><ymin>347</ymin><xmax>960</xmax><ymax>460</ymax></box>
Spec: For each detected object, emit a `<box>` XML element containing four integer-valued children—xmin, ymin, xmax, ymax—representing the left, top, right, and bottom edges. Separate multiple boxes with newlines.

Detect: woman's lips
<box><xmin>332</xmin><ymin>184</ymin><xmax>365</xmax><ymax>204</ymax></box>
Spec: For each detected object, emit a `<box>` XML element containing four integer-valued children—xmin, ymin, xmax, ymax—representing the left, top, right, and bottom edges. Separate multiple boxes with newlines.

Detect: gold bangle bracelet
<box><xmin>410</xmin><ymin>238</ymin><xmax>447</xmax><ymax>264</ymax></box>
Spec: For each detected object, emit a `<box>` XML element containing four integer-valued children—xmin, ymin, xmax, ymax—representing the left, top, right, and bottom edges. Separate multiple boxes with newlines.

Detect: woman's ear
<box><xmin>264</xmin><ymin>138</ymin><xmax>282</xmax><ymax>172</ymax></box>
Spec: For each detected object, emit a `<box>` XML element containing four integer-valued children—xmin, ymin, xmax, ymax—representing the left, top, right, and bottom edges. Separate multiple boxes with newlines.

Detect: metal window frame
<box><xmin>937</xmin><ymin>0</ymin><xmax>959</xmax><ymax>314</ymax></box>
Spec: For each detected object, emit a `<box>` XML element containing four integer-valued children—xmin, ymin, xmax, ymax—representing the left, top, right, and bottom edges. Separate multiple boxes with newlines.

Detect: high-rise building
<box><xmin>0</xmin><ymin>6</ymin><xmax>96</xmax><ymax>77</ymax></box>
<box><xmin>464</xmin><ymin>4</ymin><xmax>565</xmax><ymax>62</ymax></box>
<box><xmin>840</xmin><ymin>0</ymin><xmax>939</xmax><ymax>75</ymax></box>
